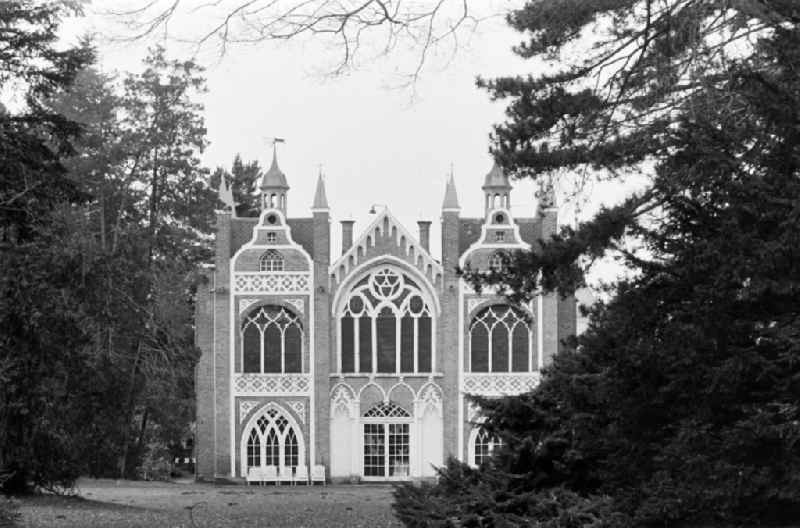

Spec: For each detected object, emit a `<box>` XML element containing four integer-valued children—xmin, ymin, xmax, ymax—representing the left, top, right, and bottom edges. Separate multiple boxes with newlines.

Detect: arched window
<box><xmin>472</xmin><ymin>428</ymin><xmax>504</xmax><ymax>466</ymax></box>
<box><xmin>338</xmin><ymin>267</ymin><xmax>434</xmax><ymax>374</ymax></box>
<box><xmin>259</xmin><ymin>249</ymin><xmax>284</xmax><ymax>272</ymax></box>
<box><xmin>241</xmin><ymin>305</ymin><xmax>303</xmax><ymax>373</ymax></box>
<box><xmin>469</xmin><ymin>305</ymin><xmax>531</xmax><ymax>372</ymax></box>
<box><xmin>243</xmin><ymin>407</ymin><xmax>304</xmax><ymax>475</ymax></box>
<box><xmin>488</xmin><ymin>252</ymin><xmax>505</xmax><ymax>272</ymax></box>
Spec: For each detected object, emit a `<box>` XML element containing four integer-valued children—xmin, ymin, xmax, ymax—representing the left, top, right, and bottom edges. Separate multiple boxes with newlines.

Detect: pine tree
<box><xmin>395</xmin><ymin>2</ymin><xmax>800</xmax><ymax>526</ymax></box>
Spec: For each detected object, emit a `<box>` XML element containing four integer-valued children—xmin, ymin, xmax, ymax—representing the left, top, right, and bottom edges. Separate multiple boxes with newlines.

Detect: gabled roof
<box><xmin>330</xmin><ymin>207</ymin><xmax>443</xmax><ymax>287</ymax></box>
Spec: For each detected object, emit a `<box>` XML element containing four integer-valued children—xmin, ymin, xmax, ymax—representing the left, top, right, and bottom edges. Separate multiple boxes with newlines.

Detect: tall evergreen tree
<box><xmin>395</xmin><ymin>2</ymin><xmax>800</xmax><ymax>526</ymax></box>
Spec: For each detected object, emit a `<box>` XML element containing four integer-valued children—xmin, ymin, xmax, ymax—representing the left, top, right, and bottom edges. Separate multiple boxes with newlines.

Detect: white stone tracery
<box><xmin>240</xmin><ymin>403</ymin><xmax>306</xmax><ymax>477</ymax></box>
<box><xmin>337</xmin><ymin>266</ymin><xmax>436</xmax><ymax>374</ymax></box>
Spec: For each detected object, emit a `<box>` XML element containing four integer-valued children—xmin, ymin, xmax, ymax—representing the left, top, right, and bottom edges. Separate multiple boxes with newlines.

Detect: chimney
<box><xmin>417</xmin><ymin>221</ymin><xmax>431</xmax><ymax>252</ymax></box>
<box><xmin>340</xmin><ymin>220</ymin><xmax>355</xmax><ymax>254</ymax></box>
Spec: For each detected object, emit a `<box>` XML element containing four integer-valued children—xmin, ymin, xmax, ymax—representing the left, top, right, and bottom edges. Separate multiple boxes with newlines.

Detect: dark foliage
<box><xmin>397</xmin><ymin>1</ymin><xmax>800</xmax><ymax>526</ymax></box>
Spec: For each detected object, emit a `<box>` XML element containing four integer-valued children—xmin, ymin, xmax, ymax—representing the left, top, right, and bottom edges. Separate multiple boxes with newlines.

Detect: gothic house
<box><xmin>194</xmin><ymin>150</ymin><xmax>576</xmax><ymax>482</ymax></box>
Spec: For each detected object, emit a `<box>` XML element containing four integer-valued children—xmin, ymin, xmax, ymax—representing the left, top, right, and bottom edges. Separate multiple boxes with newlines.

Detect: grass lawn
<box><xmin>12</xmin><ymin>478</ymin><xmax>402</xmax><ymax>528</ymax></box>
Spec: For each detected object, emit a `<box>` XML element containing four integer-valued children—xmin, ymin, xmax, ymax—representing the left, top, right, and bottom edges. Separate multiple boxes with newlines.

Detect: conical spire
<box><xmin>312</xmin><ymin>171</ymin><xmax>329</xmax><ymax>210</ymax></box>
<box><xmin>442</xmin><ymin>173</ymin><xmax>460</xmax><ymax>210</ymax></box>
<box><xmin>259</xmin><ymin>145</ymin><xmax>289</xmax><ymax>190</ymax></box>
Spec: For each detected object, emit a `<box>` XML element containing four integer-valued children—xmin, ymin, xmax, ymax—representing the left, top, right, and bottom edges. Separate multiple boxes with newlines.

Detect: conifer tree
<box><xmin>395</xmin><ymin>2</ymin><xmax>800</xmax><ymax>526</ymax></box>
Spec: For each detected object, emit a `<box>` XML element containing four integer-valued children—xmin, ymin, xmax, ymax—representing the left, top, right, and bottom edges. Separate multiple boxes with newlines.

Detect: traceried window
<box><xmin>338</xmin><ymin>267</ymin><xmax>434</xmax><ymax>374</ymax></box>
<box><xmin>259</xmin><ymin>249</ymin><xmax>284</xmax><ymax>271</ymax></box>
<box><xmin>241</xmin><ymin>305</ymin><xmax>303</xmax><ymax>373</ymax></box>
<box><xmin>473</xmin><ymin>428</ymin><xmax>504</xmax><ymax>466</ymax></box>
<box><xmin>245</xmin><ymin>407</ymin><xmax>303</xmax><ymax>472</ymax></box>
<box><xmin>469</xmin><ymin>305</ymin><xmax>531</xmax><ymax>372</ymax></box>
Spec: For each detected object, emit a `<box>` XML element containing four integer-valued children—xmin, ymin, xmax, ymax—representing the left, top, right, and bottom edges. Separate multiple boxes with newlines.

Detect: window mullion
<box><xmin>413</xmin><ymin>316</ymin><xmax>419</xmax><ymax>373</ymax></box>
<box><xmin>354</xmin><ymin>315</ymin><xmax>360</xmax><ymax>374</ymax></box>
<box><xmin>395</xmin><ymin>309</ymin><xmax>401</xmax><ymax>374</ymax></box>
<box><xmin>259</xmin><ymin>325</ymin><xmax>265</xmax><ymax>374</ymax></box>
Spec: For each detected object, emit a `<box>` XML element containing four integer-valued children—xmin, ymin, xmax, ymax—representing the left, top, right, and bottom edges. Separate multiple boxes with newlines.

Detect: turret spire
<box><xmin>482</xmin><ymin>160</ymin><xmax>511</xmax><ymax>215</ymax></box>
<box><xmin>312</xmin><ymin>170</ymin><xmax>329</xmax><ymax>211</ymax></box>
<box><xmin>442</xmin><ymin>171</ymin><xmax>460</xmax><ymax>210</ymax></box>
<box><xmin>259</xmin><ymin>140</ymin><xmax>289</xmax><ymax>213</ymax></box>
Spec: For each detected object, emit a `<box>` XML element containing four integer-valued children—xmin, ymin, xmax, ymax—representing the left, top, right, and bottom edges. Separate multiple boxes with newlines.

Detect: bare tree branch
<box><xmin>99</xmin><ymin>0</ymin><xmax>507</xmax><ymax>83</ymax></box>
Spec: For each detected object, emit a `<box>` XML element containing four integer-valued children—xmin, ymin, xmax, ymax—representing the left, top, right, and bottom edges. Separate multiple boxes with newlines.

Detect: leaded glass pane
<box><xmin>358</xmin><ymin>315</ymin><xmax>372</xmax><ymax>372</ymax></box>
<box><xmin>265</xmin><ymin>429</ymin><xmax>279</xmax><ymax>467</ymax></box>
<box><xmin>263</xmin><ymin>324</ymin><xmax>282</xmax><ymax>373</ymax></box>
<box><xmin>341</xmin><ymin>316</ymin><xmax>355</xmax><ymax>372</ymax></box>
<box><xmin>470</xmin><ymin>323</ymin><xmax>489</xmax><ymax>372</ymax></box>
<box><xmin>247</xmin><ymin>429</ymin><xmax>260</xmax><ymax>468</ymax></box>
<box><xmin>388</xmin><ymin>424</ymin><xmax>410</xmax><ymax>477</ymax></box>
<box><xmin>376</xmin><ymin>307</ymin><xmax>396</xmax><ymax>372</ymax></box>
<box><xmin>363</xmin><ymin>424</ymin><xmax>385</xmax><ymax>477</ymax></box>
<box><xmin>284</xmin><ymin>324</ymin><xmax>302</xmax><ymax>373</ymax></box>
<box><xmin>400</xmin><ymin>316</ymin><xmax>414</xmax><ymax>372</ymax></box>
<box><xmin>418</xmin><ymin>316</ymin><xmax>432</xmax><ymax>372</ymax></box>
<box><xmin>242</xmin><ymin>324</ymin><xmax>261</xmax><ymax>373</ymax></box>
<box><xmin>511</xmin><ymin>324</ymin><xmax>529</xmax><ymax>372</ymax></box>
<box><xmin>491</xmin><ymin>323</ymin><xmax>509</xmax><ymax>372</ymax></box>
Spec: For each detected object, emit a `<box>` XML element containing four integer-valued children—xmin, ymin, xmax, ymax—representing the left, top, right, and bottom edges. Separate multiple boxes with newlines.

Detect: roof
<box><xmin>229</xmin><ymin>216</ymin><xmax>315</xmax><ymax>256</ymax></box>
<box><xmin>482</xmin><ymin>161</ymin><xmax>510</xmax><ymax>190</ymax></box>
<box><xmin>312</xmin><ymin>173</ymin><xmax>329</xmax><ymax>210</ymax></box>
<box><xmin>442</xmin><ymin>174</ymin><xmax>460</xmax><ymax>209</ymax></box>
<box><xmin>259</xmin><ymin>146</ymin><xmax>289</xmax><ymax>190</ymax></box>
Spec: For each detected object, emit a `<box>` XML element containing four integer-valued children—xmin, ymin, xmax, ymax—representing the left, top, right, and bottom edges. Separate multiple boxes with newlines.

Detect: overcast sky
<box><xmin>64</xmin><ymin>1</ymin><xmax>642</xmax><ymax>289</ymax></box>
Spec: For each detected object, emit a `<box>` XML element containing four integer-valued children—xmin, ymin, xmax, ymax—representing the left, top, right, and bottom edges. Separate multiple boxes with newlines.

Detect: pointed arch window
<box><xmin>338</xmin><ymin>267</ymin><xmax>435</xmax><ymax>374</ymax></box>
<box><xmin>469</xmin><ymin>305</ymin><xmax>532</xmax><ymax>372</ymax></box>
<box><xmin>259</xmin><ymin>249</ymin><xmax>284</xmax><ymax>271</ymax></box>
<box><xmin>242</xmin><ymin>406</ymin><xmax>304</xmax><ymax>475</ymax></box>
<box><xmin>241</xmin><ymin>305</ymin><xmax>303</xmax><ymax>373</ymax></box>
<box><xmin>472</xmin><ymin>428</ymin><xmax>504</xmax><ymax>466</ymax></box>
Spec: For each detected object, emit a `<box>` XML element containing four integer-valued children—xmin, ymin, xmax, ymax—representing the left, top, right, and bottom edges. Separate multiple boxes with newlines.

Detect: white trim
<box><xmin>239</xmin><ymin>402</ymin><xmax>307</xmax><ymax>477</ymax></box>
<box><xmin>331</xmin><ymin>257</ymin><xmax>442</xmax><ymax>317</ymax></box>
<box><xmin>330</xmin><ymin>207</ymin><xmax>442</xmax><ymax>282</ymax></box>
<box><xmin>457</xmin><ymin>207</ymin><xmax>530</xmax><ymax>269</ymax></box>
<box><xmin>229</xmin><ymin>257</ymin><xmax>236</xmax><ymax>477</ymax></box>
<box><xmin>537</xmin><ymin>294</ymin><xmax>544</xmax><ymax>370</ymax></box>
<box><xmin>457</xmin><ymin>272</ymin><xmax>464</xmax><ymax>461</ymax></box>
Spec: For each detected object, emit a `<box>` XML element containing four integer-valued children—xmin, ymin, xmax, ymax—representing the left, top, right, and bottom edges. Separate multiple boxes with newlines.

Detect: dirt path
<box><xmin>15</xmin><ymin>478</ymin><xmax>402</xmax><ymax>527</ymax></box>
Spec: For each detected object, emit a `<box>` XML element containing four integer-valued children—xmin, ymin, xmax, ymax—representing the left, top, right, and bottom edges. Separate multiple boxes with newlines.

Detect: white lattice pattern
<box><xmin>239</xmin><ymin>400</ymin><xmax>259</xmax><ymax>423</ymax></box>
<box><xmin>466</xmin><ymin>297</ymin><xmax>483</xmax><ymax>315</ymax></box>
<box><xmin>238</xmin><ymin>298</ymin><xmax>260</xmax><ymax>314</ymax></box>
<box><xmin>285</xmin><ymin>298</ymin><xmax>304</xmax><ymax>314</ymax></box>
<box><xmin>287</xmin><ymin>400</ymin><xmax>306</xmax><ymax>423</ymax></box>
<box><xmin>234</xmin><ymin>373</ymin><xmax>311</xmax><ymax>395</ymax></box>
<box><xmin>233</xmin><ymin>273</ymin><xmax>311</xmax><ymax>294</ymax></box>
<box><xmin>462</xmin><ymin>373</ymin><xmax>541</xmax><ymax>396</ymax></box>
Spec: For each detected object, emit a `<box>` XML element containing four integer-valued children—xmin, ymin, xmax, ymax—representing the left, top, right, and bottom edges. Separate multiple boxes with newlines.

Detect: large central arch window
<box><xmin>242</xmin><ymin>305</ymin><xmax>303</xmax><ymax>373</ymax></box>
<box><xmin>338</xmin><ymin>267</ymin><xmax>434</xmax><ymax>374</ymax></box>
<box><xmin>469</xmin><ymin>305</ymin><xmax>532</xmax><ymax>372</ymax></box>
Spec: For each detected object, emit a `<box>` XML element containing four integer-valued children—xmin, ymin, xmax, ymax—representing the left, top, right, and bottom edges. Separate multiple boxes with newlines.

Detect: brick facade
<box><xmin>194</xmin><ymin>164</ymin><xmax>576</xmax><ymax>482</ymax></box>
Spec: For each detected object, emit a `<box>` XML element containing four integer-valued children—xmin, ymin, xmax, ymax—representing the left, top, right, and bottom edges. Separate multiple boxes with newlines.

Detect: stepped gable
<box><xmin>330</xmin><ymin>207</ymin><xmax>443</xmax><ymax>290</ymax></box>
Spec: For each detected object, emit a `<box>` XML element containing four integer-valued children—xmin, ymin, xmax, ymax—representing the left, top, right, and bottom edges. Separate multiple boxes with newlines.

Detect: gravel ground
<box><xmin>13</xmin><ymin>478</ymin><xmax>403</xmax><ymax>528</ymax></box>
